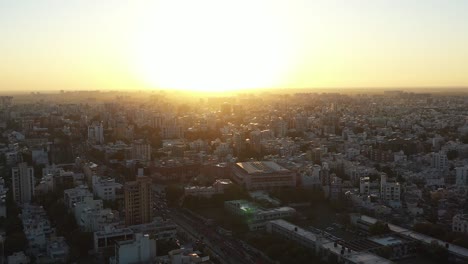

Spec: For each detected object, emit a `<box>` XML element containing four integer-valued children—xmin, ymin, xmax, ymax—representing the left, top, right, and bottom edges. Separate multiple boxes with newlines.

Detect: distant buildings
<box><xmin>88</xmin><ymin>121</ymin><xmax>104</xmax><ymax>145</ymax></box>
<box><xmin>455</xmin><ymin>165</ymin><xmax>468</xmax><ymax>187</ymax></box>
<box><xmin>109</xmin><ymin>233</ymin><xmax>156</xmax><ymax>264</ymax></box>
<box><xmin>12</xmin><ymin>162</ymin><xmax>35</xmax><ymax>204</ymax></box>
<box><xmin>380</xmin><ymin>174</ymin><xmax>401</xmax><ymax>202</ymax></box>
<box><xmin>92</xmin><ymin>175</ymin><xmax>123</xmax><ymax>201</ymax></box>
<box><xmin>184</xmin><ymin>179</ymin><xmax>232</xmax><ymax>198</ymax></box>
<box><xmin>452</xmin><ymin>214</ymin><xmax>468</xmax><ymax>234</ymax></box>
<box><xmin>124</xmin><ymin>176</ymin><xmax>153</xmax><ymax>226</ymax></box>
<box><xmin>231</xmin><ymin>161</ymin><xmax>296</xmax><ymax>190</ymax></box>
<box><xmin>224</xmin><ymin>200</ymin><xmax>296</xmax><ymax>230</ymax></box>
<box><xmin>266</xmin><ymin>219</ymin><xmax>392</xmax><ymax>264</ymax></box>
<box><xmin>431</xmin><ymin>151</ymin><xmax>448</xmax><ymax>171</ymax></box>
<box><xmin>64</xmin><ymin>186</ymin><xmax>94</xmax><ymax>211</ymax></box>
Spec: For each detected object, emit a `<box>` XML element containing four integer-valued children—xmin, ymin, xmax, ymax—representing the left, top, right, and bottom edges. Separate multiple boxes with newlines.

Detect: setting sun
<box><xmin>130</xmin><ymin>1</ymin><xmax>294</xmax><ymax>92</ymax></box>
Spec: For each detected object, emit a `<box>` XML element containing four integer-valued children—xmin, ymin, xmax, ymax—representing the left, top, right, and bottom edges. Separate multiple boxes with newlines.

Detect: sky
<box><xmin>1</xmin><ymin>0</ymin><xmax>468</xmax><ymax>92</ymax></box>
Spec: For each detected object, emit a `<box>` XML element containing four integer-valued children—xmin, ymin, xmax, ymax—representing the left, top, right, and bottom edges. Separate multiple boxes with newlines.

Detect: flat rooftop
<box><xmin>359</xmin><ymin>215</ymin><xmax>468</xmax><ymax>259</ymax></box>
<box><xmin>236</xmin><ymin>161</ymin><xmax>290</xmax><ymax>174</ymax></box>
<box><xmin>369</xmin><ymin>236</ymin><xmax>405</xmax><ymax>246</ymax></box>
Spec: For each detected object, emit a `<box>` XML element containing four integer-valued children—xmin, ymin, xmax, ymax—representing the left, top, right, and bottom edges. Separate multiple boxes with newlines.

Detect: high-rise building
<box><xmin>455</xmin><ymin>165</ymin><xmax>468</xmax><ymax>187</ymax></box>
<box><xmin>431</xmin><ymin>151</ymin><xmax>448</xmax><ymax>171</ymax></box>
<box><xmin>88</xmin><ymin>121</ymin><xmax>104</xmax><ymax>145</ymax></box>
<box><xmin>124</xmin><ymin>176</ymin><xmax>153</xmax><ymax>226</ymax></box>
<box><xmin>12</xmin><ymin>162</ymin><xmax>35</xmax><ymax>204</ymax></box>
<box><xmin>380</xmin><ymin>173</ymin><xmax>400</xmax><ymax>202</ymax></box>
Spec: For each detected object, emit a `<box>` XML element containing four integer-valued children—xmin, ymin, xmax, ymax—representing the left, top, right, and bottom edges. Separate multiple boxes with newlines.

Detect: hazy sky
<box><xmin>1</xmin><ymin>0</ymin><xmax>468</xmax><ymax>92</ymax></box>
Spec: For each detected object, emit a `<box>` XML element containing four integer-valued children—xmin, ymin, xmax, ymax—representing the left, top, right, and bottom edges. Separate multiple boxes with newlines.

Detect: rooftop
<box><xmin>359</xmin><ymin>215</ymin><xmax>468</xmax><ymax>259</ymax></box>
<box><xmin>369</xmin><ymin>236</ymin><xmax>405</xmax><ymax>246</ymax></box>
<box><xmin>236</xmin><ymin>161</ymin><xmax>290</xmax><ymax>174</ymax></box>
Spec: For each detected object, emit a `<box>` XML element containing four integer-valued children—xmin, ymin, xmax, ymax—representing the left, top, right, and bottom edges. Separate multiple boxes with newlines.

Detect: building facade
<box><xmin>124</xmin><ymin>176</ymin><xmax>153</xmax><ymax>226</ymax></box>
<box><xmin>231</xmin><ymin>161</ymin><xmax>296</xmax><ymax>190</ymax></box>
<box><xmin>12</xmin><ymin>162</ymin><xmax>35</xmax><ymax>204</ymax></box>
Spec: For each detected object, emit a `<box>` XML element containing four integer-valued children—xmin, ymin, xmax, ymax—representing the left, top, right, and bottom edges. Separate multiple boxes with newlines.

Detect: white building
<box><xmin>21</xmin><ymin>205</ymin><xmax>55</xmax><ymax>255</ymax></box>
<box><xmin>88</xmin><ymin>121</ymin><xmax>104</xmax><ymax>145</ymax></box>
<box><xmin>231</xmin><ymin>161</ymin><xmax>296</xmax><ymax>190</ymax></box>
<box><xmin>266</xmin><ymin>219</ymin><xmax>392</xmax><ymax>264</ymax></box>
<box><xmin>452</xmin><ymin>214</ymin><xmax>468</xmax><ymax>234</ymax></box>
<box><xmin>380</xmin><ymin>174</ymin><xmax>400</xmax><ymax>202</ymax></box>
<box><xmin>431</xmin><ymin>151</ymin><xmax>448</xmax><ymax>171</ymax></box>
<box><xmin>225</xmin><ymin>200</ymin><xmax>296</xmax><ymax>230</ymax></box>
<box><xmin>46</xmin><ymin>236</ymin><xmax>70</xmax><ymax>263</ymax></box>
<box><xmin>35</xmin><ymin>174</ymin><xmax>54</xmax><ymax>195</ymax></box>
<box><xmin>0</xmin><ymin>178</ymin><xmax>8</xmax><ymax>218</ymax></box>
<box><xmin>165</xmin><ymin>248</ymin><xmax>211</xmax><ymax>264</ymax></box>
<box><xmin>184</xmin><ymin>179</ymin><xmax>232</xmax><ymax>198</ymax></box>
<box><xmin>92</xmin><ymin>175</ymin><xmax>123</xmax><ymax>201</ymax></box>
<box><xmin>110</xmin><ymin>233</ymin><xmax>156</xmax><ymax>264</ymax></box>
<box><xmin>128</xmin><ymin>218</ymin><xmax>178</xmax><ymax>241</ymax></box>
<box><xmin>132</xmin><ymin>140</ymin><xmax>152</xmax><ymax>162</ymax></box>
<box><xmin>64</xmin><ymin>186</ymin><xmax>93</xmax><ymax>210</ymax></box>
<box><xmin>7</xmin><ymin>251</ymin><xmax>30</xmax><ymax>264</ymax></box>
<box><xmin>94</xmin><ymin>226</ymin><xmax>134</xmax><ymax>252</ymax></box>
<box><xmin>73</xmin><ymin>197</ymin><xmax>118</xmax><ymax>232</ymax></box>
<box><xmin>455</xmin><ymin>166</ymin><xmax>468</xmax><ymax>187</ymax></box>
<box><xmin>359</xmin><ymin>177</ymin><xmax>371</xmax><ymax>195</ymax></box>
<box><xmin>12</xmin><ymin>162</ymin><xmax>35</xmax><ymax>204</ymax></box>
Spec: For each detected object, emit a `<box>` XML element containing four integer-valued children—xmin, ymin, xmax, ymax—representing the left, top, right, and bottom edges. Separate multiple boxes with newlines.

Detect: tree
<box><xmin>424</xmin><ymin>241</ymin><xmax>449</xmax><ymax>263</ymax></box>
<box><xmin>166</xmin><ymin>184</ymin><xmax>184</xmax><ymax>207</ymax></box>
<box><xmin>369</xmin><ymin>221</ymin><xmax>391</xmax><ymax>235</ymax></box>
<box><xmin>446</xmin><ymin>150</ymin><xmax>458</xmax><ymax>160</ymax></box>
<box><xmin>376</xmin><ymin>246</ymin><xmax>393</xmax><ymax>259</ymax></box>
<box><xmin>4</xmin><ymin>232</ymin><xmax>28</xmax><ymax>256</ymax></box>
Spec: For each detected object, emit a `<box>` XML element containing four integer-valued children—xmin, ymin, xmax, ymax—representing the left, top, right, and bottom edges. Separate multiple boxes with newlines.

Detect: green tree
<box><xmin>446</xmin><ymin>150</ymin><xmax>458</xmax><ymax>160</ymax></box>
<box><xmin>369</xmin><ymin>221</ymin><xmax>391</xmax><ymax>235</ymax></box>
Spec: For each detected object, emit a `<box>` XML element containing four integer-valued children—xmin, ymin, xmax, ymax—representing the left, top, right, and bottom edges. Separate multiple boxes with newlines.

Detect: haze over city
<box><xmin>1</xmin><ymin>1</ymin><xmax>468</xmax><ymax>264</ymax></box>
<box><xmin>1</xmin><ymin>0</ymin><xmax>468</xmax><ymax>93</ymax></box>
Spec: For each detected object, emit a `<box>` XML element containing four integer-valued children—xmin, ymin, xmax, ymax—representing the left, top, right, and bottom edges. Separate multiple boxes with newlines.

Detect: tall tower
<box><xmin>87</xmin><ymin>121</ymin><xmax>104</xmax><ymax>145</ymax></box>
<box><xmin>12</xmin><ymin>162</ymin><xmax>35</xmax><ymax>204</ymax></box>
<box><xmin>124</xmin><ymin>176</ymin><xmax>153</xmax><ymax>226</ymax></box>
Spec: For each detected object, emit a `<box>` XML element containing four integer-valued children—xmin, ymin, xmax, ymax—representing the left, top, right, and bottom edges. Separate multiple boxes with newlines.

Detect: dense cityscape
<box><xmin>0</xmin><ymin>90</ymin><xmax>467</xmax><ymax>263</ymax></box>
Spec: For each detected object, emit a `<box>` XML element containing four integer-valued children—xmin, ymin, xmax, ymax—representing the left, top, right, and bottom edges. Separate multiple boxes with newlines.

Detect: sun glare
<box><xmin>131</xmin><ymin>1</ymin><xmax>293</xmax><ymax>93</ymax></box>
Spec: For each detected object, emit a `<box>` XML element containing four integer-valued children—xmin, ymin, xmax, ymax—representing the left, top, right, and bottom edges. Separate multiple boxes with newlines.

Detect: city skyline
<box><xmin>1</xmin><ymin>0</ymin><xmax>468</xmax><ymax>92</ymax></box>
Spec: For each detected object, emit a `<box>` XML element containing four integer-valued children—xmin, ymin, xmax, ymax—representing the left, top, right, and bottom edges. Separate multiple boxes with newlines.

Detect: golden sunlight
<box><xmin>130</xmin><ymin>1</ymin><xmax>293</xmax><ymax>92</ymax></box>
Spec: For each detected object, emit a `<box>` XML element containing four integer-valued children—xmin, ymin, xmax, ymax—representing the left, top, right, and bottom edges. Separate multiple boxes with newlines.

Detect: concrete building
<box><xmin>353</xmin><ymin>214</ymin><xmax>468</xmax><ymax>262</ymax></box>
<box><xmin>166</xmin><ymin>248</ymin><xmax>211</xmax><ymax>264</ymax></box>
<box><xmin>73</xmin><ymin>197</ymin><xmax>118</xmax><ymax>232</ymax></box>
<box><xmin>128</xmin><ymin>218</ymin><xmax>178</xmax><ymax>241</ymax></box>
<box><xmin>124</xmin><ymin>176</ymin><xmax>153</xmax><ymax>226</ymax></box>
<box><xmin>380</xmin><ymin>174</ymin><xmax>400</xmax><ymax>202</ymax></box>
<box><xmin>0</xmin><ymin>178</ymin><xmax>8</xmax><ymax>218</ymax></box>
<box><xmin>94</xmin><ymin>227</ymin><xmax>134</xmax><ymax>252</ymax></box>
<box><xmin>266</xmin><ymin>219</ymin><xmax>392</xmax><ymax>264</ymax></box>
<box><xmin>46</xmin><ymin>236</ymin><xmax>70</xmax><ymax>263</ymax></box>
<box><xmin>231</xmin><ymin>161</ymin><xmax>296</xmax><ymax>190</ymax></box>
<box><xmin>452</xmin><ymin>214</ymin><xmax>468</xmax><ymax>234</ymax></box>
<box><xmin>88</xmin><ymin>121</ymin><xmax>104</xmax><ymax>145</ymax></box>
<box><xmin>131</xmin><ymin>140</ymin><xmax>152</xmax><ymax>162</ymax></box>
<box><xmin>455</xmin><ymin>165</ymin><xmax>468</xmax><ymax>187</ymax></box>
<box><xmin>12</xmin><ymin>162</ymin><xmax>35</xmax><ymax>204</ymax></box>
<box><xmin>359</xmin><ymin>177</ymin><xmax>371</xmax><ymax>195</ymax></box>
<box><xmin>63</xmin><ymin>186</ymin><xmax>94</xmax><ymax>210</ymax></box>
<box><xmin>224</xmin><ymin>200</ymin><xmax>296</xmax><ymax>230</ymax></box>
<box><xmin>431</xmin><ymin>151</ymin><xmax>448</xmax><ymax>171</ymax></box>
<box><xmin>110</xmin><ymin>233</ymin><xmax>156</xmax><ymax>264</ymax></box>
<box><xmin>92</xmin><ymin>175</ymin><xmax>123</xmax><ymax>201</ymax></box>
<box><xmin>7</xmin><ymin>251</ymin><xmax>30</xmax><ymax>264</ymax></box>
<box><xmin>21</xmin><ymin>205</ymin><xmax>55</xmax><ymax>255</ymax></box>
<box><xmin>184</xmin><ymin>179</ymin><xmax>232</xmax><ymax>198</ymax></box>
